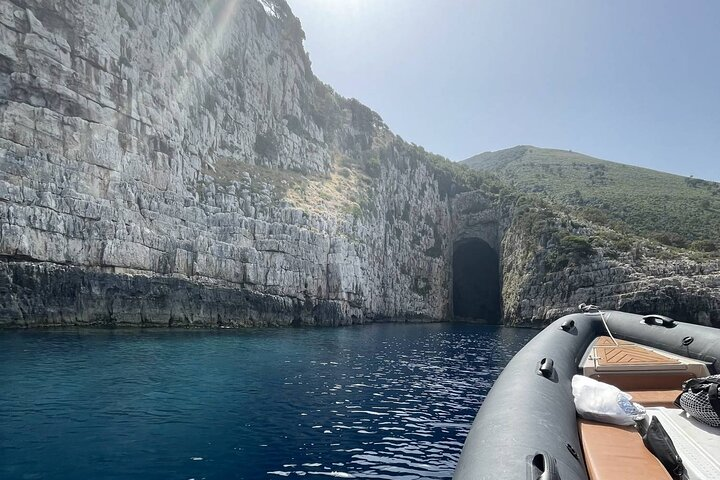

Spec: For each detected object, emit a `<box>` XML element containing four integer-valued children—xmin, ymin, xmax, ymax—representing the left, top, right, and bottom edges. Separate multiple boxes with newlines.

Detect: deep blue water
<box><xmin>0</xmin><ymin>322</ymin><xmax>536</xmax><ymax>480</ymax></box>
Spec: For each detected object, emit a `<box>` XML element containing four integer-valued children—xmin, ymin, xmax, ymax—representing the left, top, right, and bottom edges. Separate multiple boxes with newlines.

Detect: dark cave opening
<box><xmin>452</xmin><ymin>239</ymin><xmax>501</xmax><ymax>323</ymax></box>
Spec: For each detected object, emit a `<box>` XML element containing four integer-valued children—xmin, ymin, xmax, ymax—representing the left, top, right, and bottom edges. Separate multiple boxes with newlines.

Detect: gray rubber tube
<box><xmin>454</xmin><ymin>310</ymin><xmax>720</xmax><ymax>480</ymax></box>
<box><xmin>604</xmin><ymin>311</ymin><xmax>720</xmax><ymax>372</ymax></box>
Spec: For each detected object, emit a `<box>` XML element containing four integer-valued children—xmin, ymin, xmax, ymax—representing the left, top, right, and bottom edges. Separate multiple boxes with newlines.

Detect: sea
<box><xmin>0</xmin><ymin>322</ymin><xmax>536</xmax><ymax>480</ymax></box>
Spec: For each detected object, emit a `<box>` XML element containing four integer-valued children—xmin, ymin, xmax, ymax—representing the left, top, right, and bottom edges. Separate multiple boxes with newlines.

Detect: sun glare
<box><xmin>164</xmin><ymin>0</ymin><xmax>240</xmax><ymax>109</ymax></box>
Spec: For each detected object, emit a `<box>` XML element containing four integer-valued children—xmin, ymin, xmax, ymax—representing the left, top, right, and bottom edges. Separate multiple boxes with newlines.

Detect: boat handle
<box><xmin>642</xmin><ymin>314</ymin><xmax>677</xmax><ymax>328</ymax></box>
<box><xmin>529</xmin><ymin>452</ymin><xmax>560</xmax><ymax>480</ymax></box>
<box><xmin>537</xmin><ymin>358</ymin><xmax>554</xmax><ymax>378</ymax></box>
<box><xmin>560</xmin><ymin>319</ymin><xmax>575</xmax><ymax>331</ymax></box>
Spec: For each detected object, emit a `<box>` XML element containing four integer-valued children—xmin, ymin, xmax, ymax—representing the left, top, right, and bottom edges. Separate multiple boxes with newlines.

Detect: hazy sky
<box><xmin>286</xmin><ymin>0</ymin><xmax>720</xmax><ymax>181</ymax></box>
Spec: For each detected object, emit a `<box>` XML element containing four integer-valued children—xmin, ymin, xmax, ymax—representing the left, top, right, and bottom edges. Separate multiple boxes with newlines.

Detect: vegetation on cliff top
<box><xmin>509</xmin><ymin>194</ymin><xmax>718</xmax><ymax>276</ymax></box>
<box><xmin>463</xmin><ymin>146</ymin><xmax>720</xmax><ymax>247</ymax></box>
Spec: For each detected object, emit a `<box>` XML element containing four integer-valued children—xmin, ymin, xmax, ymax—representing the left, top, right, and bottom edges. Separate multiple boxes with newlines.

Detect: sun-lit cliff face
<box><xmin>0</xmin><ymin>0</ymin><xmax>718</xmax><ymax>327</ymax></box>
<box><xmin>0</xmin><ymin>0</ymin><xmax>464</xmax><ymax>326</ymax></box>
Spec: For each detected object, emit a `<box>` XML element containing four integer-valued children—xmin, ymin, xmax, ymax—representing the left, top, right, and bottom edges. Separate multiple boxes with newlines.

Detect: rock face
<box><xmin>0</xmin><ymin>0</ymin><xmax>718</xmax><ymax>328</ymax></box>
<box><xmin>498</xmin><ymin>206</ymin><xmax>720</xmax><ymax>327</ymax></box>
<box><xmin>0</xmin><ymin>0</ymin><xmax>453</xmax><ymax>326</ymax></box>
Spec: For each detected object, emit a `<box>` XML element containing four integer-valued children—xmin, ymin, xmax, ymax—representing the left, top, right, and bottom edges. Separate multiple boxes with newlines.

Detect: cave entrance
<box><xmin>452</xmin><ymin>239</ymin><xmax>501</xmax><ymax>323</ymax></box>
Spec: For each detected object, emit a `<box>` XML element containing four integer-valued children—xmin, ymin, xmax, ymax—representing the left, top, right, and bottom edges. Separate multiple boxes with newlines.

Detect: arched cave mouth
<box><xmin>452</xmin><ymin>239</ymin><xmax>501</xmax><ymax>323</ymax></box>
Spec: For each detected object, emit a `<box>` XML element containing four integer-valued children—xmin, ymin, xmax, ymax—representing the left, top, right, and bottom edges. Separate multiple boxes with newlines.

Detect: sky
<box><xmin>285</xmin><ymin>0</ymin><xmax>720</xmax><ymax>181</ymax></box>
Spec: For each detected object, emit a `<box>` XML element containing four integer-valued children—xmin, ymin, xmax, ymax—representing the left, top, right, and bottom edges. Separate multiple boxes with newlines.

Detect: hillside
<box><xmin>462</xmin><ymin>146</ymin><xmax>720</xmax><ymax>249</ymax></box>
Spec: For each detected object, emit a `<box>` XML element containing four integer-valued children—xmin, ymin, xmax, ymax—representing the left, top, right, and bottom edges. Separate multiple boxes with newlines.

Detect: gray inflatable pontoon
<box><xmin>454</xmin><ymin>309</ymin><xmax>720</xmax><ymax>480</ymax></box>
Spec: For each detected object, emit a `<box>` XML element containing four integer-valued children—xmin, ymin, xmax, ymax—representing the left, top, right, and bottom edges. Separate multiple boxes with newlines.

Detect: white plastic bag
<box><xmin>571</xmin><ymin>375</ymin><xmax>646</xmax><ymax>426</ymax></box>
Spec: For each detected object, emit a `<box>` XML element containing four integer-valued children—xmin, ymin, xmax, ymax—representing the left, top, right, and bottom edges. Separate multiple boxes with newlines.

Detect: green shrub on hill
<box><xmin>420</xmin><ymin>149</ymin><xmax>509</xmax><ymax>199</ymax></box>
<box><xmin>543</xmin><ymin>232</ymin><xmax>596</xmax><ymax>272</ymax></box>
<box><xmin>690</xmin><ymin>239</ymin><xmax>718</xmax><ymax>252</ymax></box>
<box><xmin>463</xmin><ymin>146</ymin><xmax>720</xmax><ymax>244</ymax></box>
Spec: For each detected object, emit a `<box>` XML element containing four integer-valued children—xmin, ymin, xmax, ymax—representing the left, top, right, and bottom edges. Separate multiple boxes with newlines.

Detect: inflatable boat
<box><xmin>454</xmin><ymin>308</ymin><xmax>720</xmax><ymax>480</ymax></box>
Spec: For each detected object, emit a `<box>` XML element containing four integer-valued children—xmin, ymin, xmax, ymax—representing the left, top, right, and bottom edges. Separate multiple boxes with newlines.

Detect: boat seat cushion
<box><xmin>626</xmin><ymin>389</ymin><xmax>682</xmax><ymax>408</ymax></box>
<box><xmin>590</xmin><ymin>372</ymin><xmax>694</xmax><ymax>391</ymax></box>
<box><xmin>578</xmin><ymin>419</ymin><xmax>672</xmax><ymax>480</ymax></box>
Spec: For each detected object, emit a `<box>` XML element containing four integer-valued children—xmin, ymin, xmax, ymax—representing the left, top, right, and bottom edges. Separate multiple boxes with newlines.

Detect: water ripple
<box><xmin>0</xmin><ymin>323</ymin><xmax>535</xmax><ymax>479</ymax></box>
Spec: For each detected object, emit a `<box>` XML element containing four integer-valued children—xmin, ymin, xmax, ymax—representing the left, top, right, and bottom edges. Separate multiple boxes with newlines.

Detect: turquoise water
<box><xmin>0</xmin><ymin>323</ymin><xmax>536</xmax><ymax>479</ymax></box>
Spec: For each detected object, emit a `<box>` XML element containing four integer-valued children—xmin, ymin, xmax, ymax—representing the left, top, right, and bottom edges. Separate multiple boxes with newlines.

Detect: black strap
<box><xmin>682</xmin><ymin>377</ymin><xmax>720</xmax><ymax>393</ymax></box>
<box><xmin>677</xmin><ymin>377</ymin><xmax>720</xmax><ymax>413</ymax></box>
<box><xmin>673</xmin><ymin>391</ymin><xmax>683</xmax><ymax>409</ymax></box>
<box><xmin>709</xmin><ymin>383</ymin><xmax>720</xmax><ymax>417</ymax></box>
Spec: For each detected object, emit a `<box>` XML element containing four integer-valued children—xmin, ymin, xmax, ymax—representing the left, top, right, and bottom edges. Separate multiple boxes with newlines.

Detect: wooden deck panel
<box><xmin>593</xmin><ymin>336</ymin><xmax>681</xmax><ymax>367</ymax></box>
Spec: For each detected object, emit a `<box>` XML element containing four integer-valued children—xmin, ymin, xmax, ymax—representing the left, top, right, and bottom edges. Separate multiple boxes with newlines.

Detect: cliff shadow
<box><xmin>452</xmin><ymin>238</ymin><xmax>502</xmax><ymax>324</ymax></box>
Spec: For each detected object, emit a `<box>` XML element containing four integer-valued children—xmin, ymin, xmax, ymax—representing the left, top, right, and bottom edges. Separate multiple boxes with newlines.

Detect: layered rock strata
<box><xmin>0</xmin><ymin>0</ymin><xmax>718</xmax><ymax>328</ymax></box>
<box><xmin>498</xmin><ymin>208</ymin><xmax>720</xmax><ymax>327</ymax></box>
<box><xmin>0</xmin><ymin>0</ymin><xmax>452</xmax><ymax>326</ymax></box>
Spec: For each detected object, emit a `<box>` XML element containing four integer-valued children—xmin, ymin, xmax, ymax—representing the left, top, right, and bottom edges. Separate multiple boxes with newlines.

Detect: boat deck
<box><xmin>579</xmin><ymin>336</ymin><xmax>716</xmax><ymax>480</ymax></box>
<box><xmin>593</xmin><ymin>337</ymin><xmax>681</xmax><ymax>368</ymax></box>
<box><xmin>582</xmin><ymin>336</ymin><xmax>710</xmax><ymax>390</ymax></box>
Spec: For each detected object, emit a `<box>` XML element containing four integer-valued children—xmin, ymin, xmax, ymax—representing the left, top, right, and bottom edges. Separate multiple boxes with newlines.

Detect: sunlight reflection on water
<box><xmin>0</xmin><ymin>323</ymin><xmax>535</xmax><ymax>480</ymax></box>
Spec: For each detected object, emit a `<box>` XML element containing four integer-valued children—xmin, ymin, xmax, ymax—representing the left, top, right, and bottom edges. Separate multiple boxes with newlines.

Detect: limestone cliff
<box><xmin>0</xmin><ymin>0</ymin><xmax>718</xmax><ymax>328</ymax></box>
<box><xmin>0</xmin><ymin>0</ymin><xmax>456</xmax><ymax>326</ymax></box>
<box><xmin>499</xmin><ymin>203</ymin><xmax>720</xmax><ymax>327</ymax></box>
